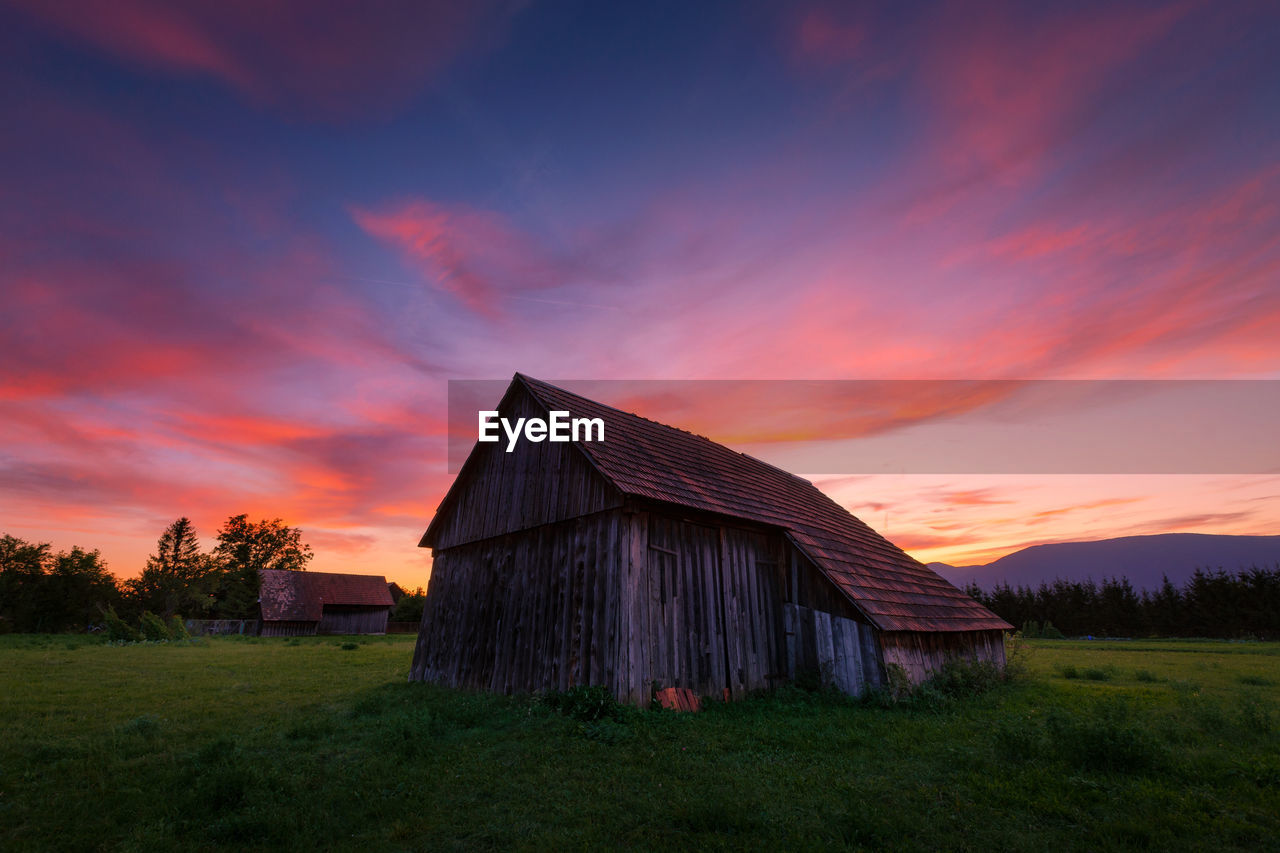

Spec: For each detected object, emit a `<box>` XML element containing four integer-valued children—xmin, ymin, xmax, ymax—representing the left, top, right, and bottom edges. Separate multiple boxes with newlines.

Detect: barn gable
<box><xmin>423</xmin><ymin>380</ymin><xmax>624</xmax><ymax>551</ymax></box>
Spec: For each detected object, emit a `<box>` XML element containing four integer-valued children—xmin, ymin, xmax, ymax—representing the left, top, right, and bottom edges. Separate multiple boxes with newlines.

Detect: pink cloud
<box><xmin>352</xmin><ymin>200</ymin><xmax>596</xmax><ymax>318</ymax></box>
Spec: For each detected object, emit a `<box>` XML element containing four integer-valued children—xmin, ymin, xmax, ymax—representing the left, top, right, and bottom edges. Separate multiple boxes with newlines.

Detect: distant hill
<box><xmin>930</xmin><ymin>533</ymin><xmax>1280</xmax><ymax>592</ymax></box>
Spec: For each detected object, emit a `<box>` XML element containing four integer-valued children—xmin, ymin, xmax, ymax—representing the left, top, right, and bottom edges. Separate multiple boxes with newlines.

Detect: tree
<box><xmin>210</xmin><ymin>515</ymin><xmax>314</xmax><ymax>618</ymax></box>
<box><xmin>0</xmin><ymin>534</ymin><xmax>50</xmax><ymax>630</ymax></box>
<box><xmin>390</xmin><ymin>586</ymin><xmax>426</xmax><ymax>624</ymax></box>
<box><xmin>0</xmin><ymin>534</ymin><xmax>118</xmax><ymax>632</ymax></box>
<box><xmin>125</xmin><ymin>518</ymin><xmax>216</xmax><ymax>620</ymax></box>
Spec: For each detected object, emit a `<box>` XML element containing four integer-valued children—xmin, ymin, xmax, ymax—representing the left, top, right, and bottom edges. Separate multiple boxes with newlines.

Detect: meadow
<box><xmin>1</xmin><ymin>634</ymin><xmax>1276</xmax><ymax>851</ymax></box>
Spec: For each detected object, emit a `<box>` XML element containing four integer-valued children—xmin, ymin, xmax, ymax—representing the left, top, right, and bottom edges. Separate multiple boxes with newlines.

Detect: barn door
<box><xmin>646</xmin><ymin>517</ymin><xmax>785</xmax><ymax>699</ymax></box>
<box><xmin>646</xmin><ymin>517</ymin><xmax>727</xmax><ymax>697</ymax></box>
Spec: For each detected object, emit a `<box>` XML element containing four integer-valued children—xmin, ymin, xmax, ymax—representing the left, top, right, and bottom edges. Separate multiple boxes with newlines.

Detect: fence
<box><xmin>185</xmin><ymin>619</ymin><xmax>256</xmax><ymax>636</ymax></box>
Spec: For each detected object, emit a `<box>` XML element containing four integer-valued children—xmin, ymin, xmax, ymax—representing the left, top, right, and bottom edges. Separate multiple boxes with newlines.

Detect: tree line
<box><xmin>0</xmin><ymin>515</ymin><xmax>313</xmax><ymax>633</ymax></box>
<box><xmin>966</xmin><ymin>566</ymin><xmax>1280</xmax><ymax>639</ymax></box>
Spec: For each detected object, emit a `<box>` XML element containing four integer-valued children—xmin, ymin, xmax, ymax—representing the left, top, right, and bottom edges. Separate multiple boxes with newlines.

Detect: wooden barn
<box><xmin>410</xmin><ymin>375</ymin><xmax>1010</xmax><ymax>703</ymax></box>
<box><xmin>258</xmin><ymin>569</ymin><xmax>394</xmax><ymax>636</ymax></box>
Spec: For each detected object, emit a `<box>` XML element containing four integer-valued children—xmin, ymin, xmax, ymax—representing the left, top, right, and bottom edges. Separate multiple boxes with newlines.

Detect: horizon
<box><xmin>3</xmin><ymin>1</ymin><xmax>1278</xmax><ymax>590</ymax></box>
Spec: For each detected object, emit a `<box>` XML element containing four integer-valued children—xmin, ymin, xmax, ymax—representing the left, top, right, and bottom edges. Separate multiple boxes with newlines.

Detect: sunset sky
<box><xmin>2</xmin><ymin>0</ymin><xmax>1278</xmax><ymax>589</ymax></box>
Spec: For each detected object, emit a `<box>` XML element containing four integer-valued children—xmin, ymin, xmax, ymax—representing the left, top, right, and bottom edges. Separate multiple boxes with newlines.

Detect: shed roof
<box><xmin>259</xmin><ymin>569</ymin><xmax>394</xmax><ymax>622</ymax></box>
<box><xmin>513</xmin><ymin>375</ymin><xmax>1010</xmax><ymax>633</ymax></box>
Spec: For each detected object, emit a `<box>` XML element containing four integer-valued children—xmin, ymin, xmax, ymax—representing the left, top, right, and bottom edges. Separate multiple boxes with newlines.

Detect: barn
<box><xmin>258</xmin><ymin>569</ymin><xmax>394</xmax><ymax>636</ymax></box>
<box><xmin>410</xmin><ymin>375</ymin><xmax>1011</xmax><ymax>703</ymax></box>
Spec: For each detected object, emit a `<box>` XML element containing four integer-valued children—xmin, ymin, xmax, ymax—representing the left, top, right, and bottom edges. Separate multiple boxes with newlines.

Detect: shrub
<box><xmin>883</xmin><ymin>663</ymin><xmax>914</xmax><ymax>701</ymax></box>
<box><xmin>139</xmin><ymin>611</ymin><xmax>172</xmax><ymax>641</ymax></box>
<box><xmin>1134</xmin><ymin>669</ymin><xmax>1159</xmax><ymax>682</ymax></box>
<box><xmin>1239</xmin><ymin>674</ymin><xmax>1272</xmax><ymax>686</ymax></box>
<box><xmin>1040</xmin><ymin>621</ymin><xmax>1066</xmax><ymax>639</ymax></box>
<box><xmin>1058</xmin><ymin>664</ymin><xmax>1080</xmax><ymax>679</ymax></box>
<box><xmin>341</xmin><ymin>642</ymin><xmax>358</xmax><ymax>651</ymax></box>
<box><xmin>101</xmin><ymin>606</ymin><xmax>142</xmax><ymax>643</ymax></box>
<box><xmin>1083</xmin><ymin>667</ymin><xmax>1111</xmax><ymax>681</ymax></box>
<box><xmin>1003</xmin><ymin>632</ymin><xmax>1031</xmax><ymax>681</ymax></box>
<box><xmin>168</xmin><ymin>615</ymin><xmax>191</xmax><ymax>641</ymax></box>
<box><xmin>924</xmin><ymin>658</ymin><xmax>1002</xmax><ymax>698</ymax></box>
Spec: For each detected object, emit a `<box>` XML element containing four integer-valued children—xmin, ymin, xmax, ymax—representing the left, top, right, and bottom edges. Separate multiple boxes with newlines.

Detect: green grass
<box><xmin>1</xmin><ymin>635</ymin><xmax>1277</xmax><ymax>851</ymax></box>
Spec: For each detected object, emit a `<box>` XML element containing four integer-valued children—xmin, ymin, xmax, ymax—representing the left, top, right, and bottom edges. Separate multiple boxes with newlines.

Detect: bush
<box><xmin>168</xmin><ymin>615</ymin><xmax>191</xmax><ymax>641</ymax></box>
<box><xmin>1058</xmin><ymin>664</ymin><xmax>1080</xmax><ymax>679</ymax></box>
<box><xmin>139</xmin><ymin>611</ymin><xmax>172</xmax><ymax>641</ymax></box>
<box><xmin>101</xmin><ymin>606</ymin><xmax>142</xmax><ymax>643</ymax></box>
<box><xmin>1003</xmin><ymin>632</ymin><xmax>1031</xmax><ymax>681</ymax></box>
<box><xmin>1134</xmin><ymin>669</ymin><xmax>1159</xmax><ymax>682</ymax></box>
<box><xmin>1083</xmin><ymin>667</ymin><xmax>1111</xmax><ymax>681</ymax></box>
<box><xmin>924</xmin><ymin>658</ymin><xmax>1002</xmax><ymax>698</ymax></box>
<box><xmin>1040</xmin><ymin>621</ymin><xmax>1066</xmax><ymax>639</ymax></box>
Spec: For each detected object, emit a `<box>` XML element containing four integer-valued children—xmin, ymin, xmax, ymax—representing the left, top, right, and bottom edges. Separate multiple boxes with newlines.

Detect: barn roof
<box><xmin>514</xmin><ymin>375</ymin><xmax>1010</xmax><ymax>633</ymax></box>
<box><xmin>259</xmin><ymin>569</ymin><xmax>394</xmax><ymax>622</ymax></box>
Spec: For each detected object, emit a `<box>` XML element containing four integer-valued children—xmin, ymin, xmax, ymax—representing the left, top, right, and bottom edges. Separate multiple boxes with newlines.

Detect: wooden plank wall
<box><xmin>719</xmin><ymin>524</ymin><xmax>787</xmax><ymax>694</ymax></box>
<box><xmin>878</xmin><ymin>630</ymin><xmax>1007</xmax><ymax>683</ymax></box>
<box><xmin>643</xmin><ymin>516</ymin><xmax>786</xmax><ymax>699</ymax></box>
<box><xmin>317</xmin><ymin>606</ymin><xmax>390</xmax><ymax>635</ymax></box>
<box><xmin>411</xmin><ymin>509</ymin><xmax>627</xmax><ymax>697</ymax></box>
<box><xmin>783</xmin><ymin>604</ymin><xmax>883</xmax><ymax>694</ymax></box>
<box><xmin>780</xmin><ymin>544</ymin><xmax>884</xmax><ymax>694</ymax></box>
<box><xmin>430</xmin><ymin>387</ymin><xmax>622</xmax><ymax>550</ymax></box>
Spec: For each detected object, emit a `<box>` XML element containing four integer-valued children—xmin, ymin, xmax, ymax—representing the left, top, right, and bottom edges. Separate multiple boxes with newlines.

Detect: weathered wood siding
<box><xmin>411</xmin><ymin>509</ymin><xmax>627</xmax><ymax>696</ymax></box>
<box><xmin>783</xmin><ymin>604</ymin><xmax>884</xmax><ymax>694</ymax></box>
<box><xmin>644</xmin><ymin>516</ymin><xmax>786</xmax><ymax>698</ymax></box>
<box><xmin>416</xmin><ymin>492</ymin><xmax>1001</xmax><ymax>701</ymax></box>
<box><xmin>780</xmin><ymin>544</ymin><xmax>884</xmax><ymax>693</ymax></box>
<box><xmin>428</xmin><ymin>386</ymin><xmax>622</xmax><ymax>550</ymax></box>
<box><xmin>878</xmin><ymin>630</ymin><xmax>1006</xmax><ymax>683</ymax></box>
<box><xmin>317</xmin><ymin>606</ymin><xmax>390</xmax><ymax>635</ymax></box>
<box><xmin>413</xmin><ymin>507</ymin><xmax>790</xmax><ymax>704</ymax></box>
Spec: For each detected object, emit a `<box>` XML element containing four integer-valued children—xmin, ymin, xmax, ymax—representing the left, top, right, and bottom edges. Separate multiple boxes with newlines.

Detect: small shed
<box><xmin>258</xmin><ymin>569</ymin><xmax>394</xmax><ymax>636</ymax></box>
<box><xmin>411</xmin><ymin>375</ymin><xmax>1011</xmax><ymax>703</ymax></box>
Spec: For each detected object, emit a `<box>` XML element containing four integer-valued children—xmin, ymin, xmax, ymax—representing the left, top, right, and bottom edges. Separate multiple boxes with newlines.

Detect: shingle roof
<box><xmin>259</xmin><ymin>569</ymin><xmax>394</xmax><ymax>621</ymax></box>
<box><xmin>519</xmin><ymin>375</ymin><xmax>1010</xmax><ymax>633</ymax></box>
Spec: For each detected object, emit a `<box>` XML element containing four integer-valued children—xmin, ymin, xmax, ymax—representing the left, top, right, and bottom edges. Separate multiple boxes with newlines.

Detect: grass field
<box><xmin>1</xmin><ymin>635</ymin><xmax>1277</xmax><ymax>851</ymax></box>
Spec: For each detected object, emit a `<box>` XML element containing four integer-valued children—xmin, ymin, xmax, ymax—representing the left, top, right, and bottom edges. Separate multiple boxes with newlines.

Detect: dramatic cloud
<box><xmin>3</xmin><ymin>0</ymin><xmax>1278</xmax><ymax>586</ymax></box>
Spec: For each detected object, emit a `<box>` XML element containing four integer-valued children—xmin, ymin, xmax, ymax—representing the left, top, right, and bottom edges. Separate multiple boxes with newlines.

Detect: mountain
<box><xmin>930</xmin><ymin>533</ymin><xmax>1280</xmax><ymax>592</ymax></box>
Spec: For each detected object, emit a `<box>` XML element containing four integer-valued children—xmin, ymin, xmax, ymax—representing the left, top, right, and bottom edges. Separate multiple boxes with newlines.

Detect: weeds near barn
<box><xmin>1</xmin><ymin>635</ymin><xmax>1278</xmax><ymax>851</ymax></box>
